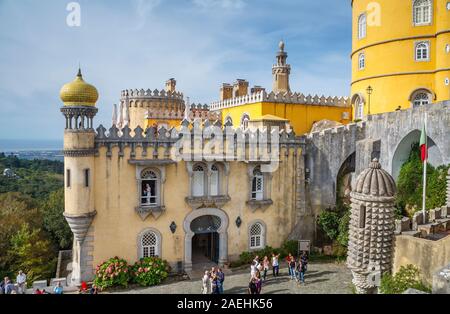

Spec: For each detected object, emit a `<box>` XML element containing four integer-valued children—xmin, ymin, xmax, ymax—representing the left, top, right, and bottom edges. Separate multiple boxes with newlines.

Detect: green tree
<box><xmin>317</xmin><ymin>211</ymin><xmax>340</xmax><ymax>240</ymax></box>
<box><xmin>41</xmin><ymin>188</ymin><xmax>73</xmax><ymax>249</ymax></box>
<box><xmin>7</xmin><ymin>223</ymin><xmax>57</xmax><ymax>285</ymax></box>
<box><xmin>380</xmin><ymin>265</ymin><xmax>431</xmax><ymax>294</ymax></box>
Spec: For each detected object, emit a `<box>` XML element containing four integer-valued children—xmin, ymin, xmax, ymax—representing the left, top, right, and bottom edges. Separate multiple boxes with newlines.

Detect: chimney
<box><xmin>251</xmin><ymin>86</ymin><xmax>265</xmax><ymax>94</ymax></box>
<box><xmin>220</xmin><ymin>83</ymin><xmax>233</xmax><ymax>101</ymax></box>
<box><xmin>233</xmin><ymin>79</ymin><xmax>249</xmax><ymax>98</ymax></box>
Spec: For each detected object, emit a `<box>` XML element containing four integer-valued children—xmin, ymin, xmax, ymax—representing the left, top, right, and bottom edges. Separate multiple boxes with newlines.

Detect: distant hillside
<box><xmin>0</xmin><ymin>153</ymin><xmax>63</xmax><ymax>200</ymax></box>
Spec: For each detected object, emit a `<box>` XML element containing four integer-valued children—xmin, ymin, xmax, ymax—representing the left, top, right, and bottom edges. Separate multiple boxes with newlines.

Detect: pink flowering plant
<box><xmin>93</xmin><ymin>257</ymin><xmax>131</xmax><ymax>289</ymax></box>
<box><xmin>131</xmin><ymin>257</ymin><xmax>171</xmax><ymax>287</ymax></box>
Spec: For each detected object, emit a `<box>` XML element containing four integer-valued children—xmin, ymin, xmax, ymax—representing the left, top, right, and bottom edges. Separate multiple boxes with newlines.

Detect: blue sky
<box><xmin>0</xmin><ymin>0</ymin><xmax>352</xmax><ymax>140</ymax></box>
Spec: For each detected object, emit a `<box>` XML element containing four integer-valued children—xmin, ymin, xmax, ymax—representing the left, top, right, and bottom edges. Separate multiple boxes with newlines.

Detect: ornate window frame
<box><xmin>412</xmin><ymin>0</ymin><xmax>433</xmax><ymax>26</ymax></box>
<box><xmin>358</xmin><ymin>52</ymin><xmax>366</xmax><ymax>70</ymax></box>
<box><xmin>186</xmin><ymin>161</ymin><xmax>231</xmax><ymax>208</ymax></box>
<box><xmin>410</xmin><ymin>89</ymin><xmax>432</xmax><ymax>107</ymax></box>
<box><xmin>240</xmin><ymin>113</ymin><xmax>250</xmax><ymax>130</ymax></box>
<box><xmin>246</xmin><ymin>164</ymin><xmax>273</xmax><ymax>210</ymax></box>
<box><xmin>135</xmin><ymin>166</ymin><xmax>166</xmax><ymax>220</ymax></box>
<box><xmin>137</xmin><ymin>228</ymin><xmax>162</xmax><ymax>259</ymax></box>
<box><xmin>414</xmin><ymin>40</ymin><xmax>430</xmax><ymax>62</ymax></box>
<box><xmin>248</xmin><ymin>220</ymin><xmax>266</xmax><ymax>251</ymax></box>
<box><xmin>358</xmin><ymin>13</ymin><xmax>367</xmax><ymax>40</ymax></box>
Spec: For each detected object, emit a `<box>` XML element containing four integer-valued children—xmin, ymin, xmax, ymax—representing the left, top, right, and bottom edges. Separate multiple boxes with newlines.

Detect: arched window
<box><xmin>140</xmin><ymin>169</ymin><xmax>159</xmax><ymax>206</ymax></box>
<box><xmin>210</xmin><ymin>164</ymin><xmax>220</xmax><ymax>196</ymax></box>
<box><xmin>412</xmin><ymin>92</ymin><xmax>431</xmax><ymax>107</ymax></box>
<box><xmin>240</xmin><ymin>113</ymin><xmax>250</xmax><ymax>130</ymax></box>
<box><xmin>358</xmin><ymin>53</ymin><xmax>366</xmax><ymax>70</ymax></box>
<box><xmin>415</xmin><ymin>41</ymin><xmax>430</xmax><ymax>61</ymax></box>
<box><xmin>249</xmin><ymin>222</ymin><xmax>264</xmax><ymax>250</ymax></box>
<box><xmin>413</xmin><ymin>0</ymin><xmax>432</xmax><ymax>25</ymax></box>
<box><xmin>192</xmin><ymin>164</ymin><xmax>206</xmax><ymax>197</ymax></box>
<box><xmin>358</xmin><ymin>14</ymin><xmax>367</xmax><ymax>39</ymax></box>
<box><xmin>141</xmin><ymin>231</ymin><xmax>159</xmax><ymax>258</ymax></box>
<box><xmin>251</xmin><ymin>167</ymin><xmax>264</xmax><ymax>201</ymax></box>
<box><xmin>355</xmin><ymin>97</ymin><xmax>364</xmax><ymax>120</ymax></box>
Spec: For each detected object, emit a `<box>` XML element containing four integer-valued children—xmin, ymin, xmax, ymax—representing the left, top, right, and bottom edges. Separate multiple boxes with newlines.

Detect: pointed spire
<box><xmin>112</xmin><ymin>104</ymin><xmax>118</xmax><ymax>126</ymax></box>
<box><xmin>77</xmin><ymin>63</ymin><xmax>82</xmax><ymax>78</ymax></box>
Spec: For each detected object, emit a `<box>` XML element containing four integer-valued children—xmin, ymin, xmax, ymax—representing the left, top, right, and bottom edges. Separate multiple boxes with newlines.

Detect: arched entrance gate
<box><xmin>183</xmin><ymin>208</ymin><xmax>229</xmax><ymax>272</ymax></box>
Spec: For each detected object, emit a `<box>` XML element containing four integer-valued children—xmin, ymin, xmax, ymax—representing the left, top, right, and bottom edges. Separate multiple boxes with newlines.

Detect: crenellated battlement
<box><xmin>121</xmin><ymin>88</ymin><xmax>184</xmax><ymax>100</ymax></box>
<box><xmin>210</xmin><ymin>90</ymin><xmax>350</xmax><ymax>111</ymax></box>
<box><xmin>94</xmin><ymin>119</ymin><xmax>302</xmax><ymax>159</ymax></box>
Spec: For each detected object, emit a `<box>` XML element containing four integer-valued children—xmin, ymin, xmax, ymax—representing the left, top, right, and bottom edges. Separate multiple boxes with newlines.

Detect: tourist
<box><xmin>42</xmin><ymin>289</ymin><xmax>50</xmax><ymax>294</ymax></box>
<box><xmin>289</xmin><ymin>256</ymin><xmax>296</xmax><ymax>280</ymax></box>
<box><xmin>53</xmin><ymin>282</ymin><xmax>63</xmax><ymax>294</ymax></box>
<box><xmin>201</xmin><ymin>270</ymin><xmax>210</xmax><ymax>294</ymax></box>
<box><xmin>285</xmin><ymin>253</ymin><xmax>294</xmax><ymax>278</ymax></box>
<box><xmin>262</xmin><ymin>256</ymin><xmax>269</xmax><ymax>281</ymax></box>
<box><xmin>211</xmin><ymin>273</ymin><xmax>220</xmax><ymax>294</ymax></box>
<box><xmin>16</xmin><ymin>270</ymin><xmax>27</xmax><ymax>294</ymax></box>
<box><xmin>34</xmin><ymin>288</ymin><xmax>43</xmax><ymax>295</ymax></box>
<box><xmin>250</xmin><ymin>261</ymin><xmax>257</xmax><ymax>278</ymax></box>
<box><xmin>3</xmin><ymin>277</ymin><xmax>15</xmax><ymax>294</ymax></box>
<box><xmin>248</xmin><ymin>277</ymin><xmax>258</xmax><ymax>294</ymax></box>
<box><xmin>271</xmin><ymin>253</ymin><xmax>280</xmax><ymax>277</ymax></box>
<box><xmin>79</xmin><ymin>281</ymin><xmax>89</xmax><ymax>294</ymax></box>
<box><xmin>90</xmin><ymin>284</ymin><xmax>99</xmax><ymax>294</ymax></box>
<box><xmin>209</xmin><ymin>267</ymin><xmax>216</xmax><ymax>292</ymax></box>
<box><xmin>301</xmin><ymin>251</ymin><xmax>309</xmax><ymax>273</ymax></box>
<box><xmin>253</xmin><ymin>255</ymin><xmax>260</xmax><ymax>268</ymax></box>
<box><xmin>255</xmin><ymin>271</ymin><xmax>262</xmax><ymax>294</ymax></box>
<box><xmin>217</xmin><ymin>268</ymin><xmax>225</xmax><ymax>294</ymax></box>
<box><xmin>297</xmin><ymin>257</ymin><xmax>306</xmax><ymax>284</ymax></box>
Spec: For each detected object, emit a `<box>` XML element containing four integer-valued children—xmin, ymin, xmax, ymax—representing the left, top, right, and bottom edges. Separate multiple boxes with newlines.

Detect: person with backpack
<box><xmin>217</xmin><ymin>268</ymin><xmax>225</xmax><ymax>294</ymax></box>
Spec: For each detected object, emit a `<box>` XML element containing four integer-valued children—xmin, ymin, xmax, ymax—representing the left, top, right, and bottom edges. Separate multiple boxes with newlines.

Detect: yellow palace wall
<box><xmin>351</xmin><ymin>0</ymin><xmax>450</xmax><ymax>115</ymax></box>
<box><xmin>89</xmin><ymin>145</ymin><xmax>299</xmax><ymax>268</ymax></box>
<box><xmin>221</xmin><ymin>102</ymin><xmax>351</xmax><ymax>135</ymax></box>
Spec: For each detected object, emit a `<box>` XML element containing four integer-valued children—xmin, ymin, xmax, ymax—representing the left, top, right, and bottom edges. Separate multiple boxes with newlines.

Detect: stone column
<box><xmin>218</xmin><ymin>232</ymin><xmax>228</xmax><ymax>267</ymax></box>
<box><xmin>184</xmin><ymin>233</ymin><xmax>193</xmax><ymax>272</ymax></box>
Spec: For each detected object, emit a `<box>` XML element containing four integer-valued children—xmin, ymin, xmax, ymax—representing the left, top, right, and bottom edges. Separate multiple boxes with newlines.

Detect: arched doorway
<box><xmin>392</xmin><ymin>130</ymin><xmax>444</xmax><ymax>180</ymax></box>
<box><xmin>183</xmin><ymin>208</ymin><xmax>229</xmax><ymax>272</ymax></box>
<box><xmin>191</xmin><ymin>215</ymin><xmax>221</xmax><ymax>264</ymax></box>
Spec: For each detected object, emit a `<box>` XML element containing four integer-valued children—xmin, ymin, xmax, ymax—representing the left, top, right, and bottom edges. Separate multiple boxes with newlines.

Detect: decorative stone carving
<box><xmin>347</xmin><ymin>159</ymin><xmax>396</xmax><ymax>294</ymax></box>
<box><xmin>64</xmin><ymin>211</ymin><xmax>97</xmax><ymax>244</ymax></box>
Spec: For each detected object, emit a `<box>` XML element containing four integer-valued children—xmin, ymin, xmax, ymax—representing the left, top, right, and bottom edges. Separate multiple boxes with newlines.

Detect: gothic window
<box><xmin>251</xmin><ymin>167</ymin><xmax>264</xmax><ymax>201</ymax></box>
<box><xmin>210</xmin><ymin>164</ymin><xmax>220</xmax><ymax>196</ymax></box>
<box><xmin>358</xmin><ymin>14</ymin><xmax>367</xmax><ymax>39</ymax></box>
<box><xmin>413</xmin><ymin>0</ymin><xmax>432</xmax><ymax>25</ymax></box>
<box><xmin>249</xmin><ymin>222</ymin><xmax>265</xmax><ymax>250</ymax></box>
<box><xmin>140</xmin><ymin>230</ymin><xmax>160</xmax><ymax>258</ymax></box>
<box><xmin>192</xmin><ymin>163</ymin><xmax>206</xmax><ymax>197</ymax></box>
<box><xmin>415</xmin><ymin>41</ymin><xmax>430</xmax><ymax>61</ymax></box>
<box><xmin>358</xmin><ymin>53</ymin><xmax>366</xmax><ymax>70</ymax></box>
<box><xmin>140</xmin><ymin>169</ymin><xmax>159</xmax><ymax>206</ymax></box>
<box><xmin>355</xmin><ymin>97</ymin><xmax>364</xmax><ymax>120</ymax></box>
<box><xmin>240</xmin><ymin>113</ymin><xmax>250</xmax><ymax>130</ymax></box>
<box><xmin>412</xmin><ymin>91</ymin><xmax>431</xmax><ymax>107</ymax></box>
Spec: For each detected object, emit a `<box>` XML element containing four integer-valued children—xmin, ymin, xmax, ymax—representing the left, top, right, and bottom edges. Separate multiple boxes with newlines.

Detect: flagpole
<box><xmin>422</xmin><ymin>112</ymin><xmax>427</xmax><ymax>224</ymax></box>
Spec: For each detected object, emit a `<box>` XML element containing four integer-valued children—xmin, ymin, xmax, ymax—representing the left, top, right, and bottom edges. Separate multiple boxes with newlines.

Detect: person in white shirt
<box><xmin>16</xmin><ymin>270</ymin><xmax>26</xmax><ymax>294</ymax></box>
<box><xmin>201</xmin><ymin>270</ymin><xmax>210</xmax><ymax>294</ymax></box>
<box><xmin>250</xmin><ymin>261</ymin><xmax>257</xmax><ymax>278</ymax></box>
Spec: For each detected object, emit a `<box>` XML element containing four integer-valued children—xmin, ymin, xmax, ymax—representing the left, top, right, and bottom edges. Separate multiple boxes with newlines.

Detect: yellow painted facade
<box><xmin>221</xmin><ymin>102</ymin><xmax>351</xmax><ymax>135</ymax></box>
<box><xmin>351</xmin><ymin>0</ymin><xmax>450</xmax><ymax>117</ymax></box>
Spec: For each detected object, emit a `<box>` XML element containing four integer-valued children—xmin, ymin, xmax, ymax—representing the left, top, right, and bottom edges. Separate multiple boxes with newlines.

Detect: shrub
<box><xmin>379</xmin><ymin>264</ymin><xmax>431</xmax><ymax>294</ymax></box>
<box><xmin>337</xmin><ymin>209</ymin><xmax>351</xmax><ymax>247</ymax></box>
<box><xmin>93</xmin><ymin>257</ymin><xmax>131</xmax><ymax>289</ymax></box>
<box><xmin>317</xmin><ymin>211</ymin><xmax>340</xmax><ymax>240</ymax></box>
<box><xmin>280</xmin><ymin>240</ymin><xmax>298</xmax><ymax>257</ymax></box>
<box><xmin>131</xmin><ymin>257</ymin><xmax>170</xmax><ymax>287</ymax></box>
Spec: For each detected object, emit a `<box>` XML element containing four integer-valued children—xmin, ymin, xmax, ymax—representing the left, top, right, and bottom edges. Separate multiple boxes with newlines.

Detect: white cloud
<box><xmin>192</xmin><ymin>0</ymin><xmax>247</xmax><ymax>10</ymax></box>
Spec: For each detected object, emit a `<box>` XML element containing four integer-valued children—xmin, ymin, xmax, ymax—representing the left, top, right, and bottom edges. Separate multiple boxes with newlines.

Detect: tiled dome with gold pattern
<box><xmin>60</xmin><ymin>69</ymin><xmax>99</xmax><ymax>106</ymax></box>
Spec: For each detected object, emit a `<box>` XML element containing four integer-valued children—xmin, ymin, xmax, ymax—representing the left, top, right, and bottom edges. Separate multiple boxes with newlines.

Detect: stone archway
<box><xmin>183</xmin><ymin>208</ymin><xmax>229</xmax><ymax>272</ymax></box>
<box><xmin>392</xmin><ymin>129</ymin><xmax>444</xmax><ymax>180</ymax></box>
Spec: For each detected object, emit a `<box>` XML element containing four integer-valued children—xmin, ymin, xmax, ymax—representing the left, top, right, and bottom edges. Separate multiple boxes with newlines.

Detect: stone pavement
<box><xmin>106</xmin><ymin>262</ymin><xmax>353</xmax><ymax>294</ymax></box>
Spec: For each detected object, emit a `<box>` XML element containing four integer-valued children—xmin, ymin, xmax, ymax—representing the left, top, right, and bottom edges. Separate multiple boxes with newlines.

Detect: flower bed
<box><xmin>132</xmin><ymin>257</ymin><xmax>170</xmax><ymax>287</ymax></box>
<box><xmin>93</xmin><ymin>257</ymin><xmax>131</xmax><ymax>289</ymax></box>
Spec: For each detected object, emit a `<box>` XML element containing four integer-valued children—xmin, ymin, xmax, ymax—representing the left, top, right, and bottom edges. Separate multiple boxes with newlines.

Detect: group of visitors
<box><xmin>247</xmin><ymin>251</ymin><xmax>309</xmax><ymax>294</ymax></box>
<box><xmin>286</xmin><ymin>251</ymin><xmax>308</xmax><ymax>284</ymax></box>
<box><xmin>201</xmin><ymin>267</ymin><xmax>225</xmax><ymax>294</ymax></box>
<box><xmin>0</xmin><ymin>271</ymin><xmax>27</xmax><ymax>294</ymax></box>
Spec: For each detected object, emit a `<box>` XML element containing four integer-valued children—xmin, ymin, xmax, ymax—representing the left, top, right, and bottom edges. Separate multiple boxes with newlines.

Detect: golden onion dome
<box><xmin>60</xmin><ymin>69</ymin><xmax>99</xmax><ymax>106</ymax></box>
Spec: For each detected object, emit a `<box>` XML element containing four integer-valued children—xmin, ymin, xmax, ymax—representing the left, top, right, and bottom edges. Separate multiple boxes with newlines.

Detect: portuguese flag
<box><xmin>420</xmin><ymin>124</ymin><xmax>428</xmax><ymax>162</ymax></box>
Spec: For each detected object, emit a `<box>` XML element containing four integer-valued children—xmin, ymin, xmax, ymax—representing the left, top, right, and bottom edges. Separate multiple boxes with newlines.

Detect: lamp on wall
<box><xmin>366</xmin><ymin>85</ymin><xmax>373</xmax><ymax>115</ymax></box>
<box><xmin>170</xmin><ymin>221</ymin><xmax>177</xmax><ymax>234</ymax></box>
<box><xmin>235</xmin><ymin>216</ymin><xmax>242</xmax><ymax>228</ymax></box>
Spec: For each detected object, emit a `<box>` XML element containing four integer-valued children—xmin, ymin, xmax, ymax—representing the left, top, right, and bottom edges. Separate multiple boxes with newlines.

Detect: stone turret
<box><xmin>272</xmin><ymin>40</ymin><xmax>291</xmax><ymax>94</ymax></box>
<box><xmin>60</xmin><ymin>68</ymin><xmax>98</xmax><ymax>285</ymax></box>
<box><xmin>347</xmin><ymin>158</ymin><xmax>397</xmax><ymax>294</ymax></box>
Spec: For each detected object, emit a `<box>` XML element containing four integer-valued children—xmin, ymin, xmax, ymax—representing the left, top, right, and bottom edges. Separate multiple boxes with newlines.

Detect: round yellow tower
<box><xmin>60</xmin><ymin>69</ymin><xmax>98</xmax><ymax>284</ymax></box>
<box><xmin>351</xmin><ymin>0</ymin><xmax>450</xmax><ymax>119</ymax></box>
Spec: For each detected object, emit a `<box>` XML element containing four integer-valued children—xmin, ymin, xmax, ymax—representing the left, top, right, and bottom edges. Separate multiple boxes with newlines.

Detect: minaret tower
<box><xmin>60</xmin><ymin>68</ymin><xmax>99</xmax><ymax>285</ymax></box>
<box><xmin>272</xmin><ymin>40</ymin><xmax>291</xmax><ymax>94</ymax></box>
